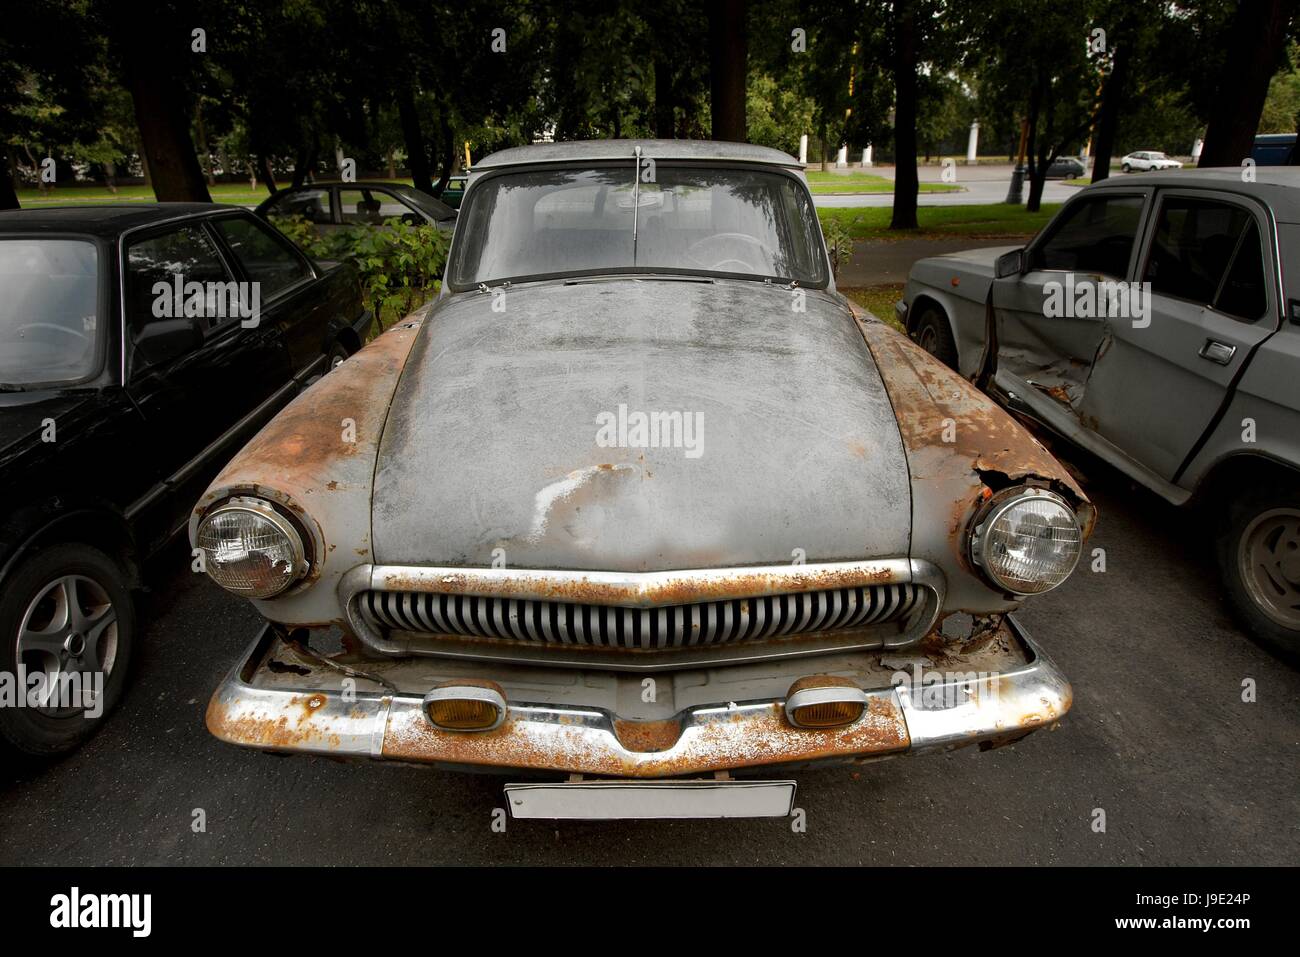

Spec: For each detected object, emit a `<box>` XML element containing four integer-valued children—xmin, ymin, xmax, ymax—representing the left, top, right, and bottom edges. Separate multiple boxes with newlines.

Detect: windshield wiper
<box><xmin>564</xmin><ymin>274</ymin><xmax>714</xmax><ymax>285</ymax></box>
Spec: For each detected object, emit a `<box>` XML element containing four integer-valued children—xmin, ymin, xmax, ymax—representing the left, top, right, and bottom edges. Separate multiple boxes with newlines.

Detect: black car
<box><xmin>1045</xmin><ymin>156</ymin><xmax>1086</xmax><ymax>179</ymax></box>
<box><xmin>255</xmin><ymin>181</ymin><xmax>457</xmax><ymax>235</ymax></box>
<box><xmin>0</xmin><ymin>204</ymin><xmax>371</xmax><ymax>755</ymax></box>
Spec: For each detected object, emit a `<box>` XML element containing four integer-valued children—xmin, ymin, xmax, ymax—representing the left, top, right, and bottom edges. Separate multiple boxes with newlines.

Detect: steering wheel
<box><xmin>12</xmin><ymin>322</ymin><xmax>89</xmax><ymax>344</ymax></box>
<box><xmin>685</xmin><ymin>232</ymin><xmax>771</xmax><ymax>272</ymax></box>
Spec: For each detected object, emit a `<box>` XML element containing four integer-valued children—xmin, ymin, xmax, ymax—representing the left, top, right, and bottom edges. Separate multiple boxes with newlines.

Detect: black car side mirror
<box><xmin>134</xmin><ymin>318</ymin><xmax>204</xmax><ymax>368</ymax></box>
<box><xmin>995</xmin><ymin>248</ymin><xmax>1025</xmax><ymax>279</ymax></box>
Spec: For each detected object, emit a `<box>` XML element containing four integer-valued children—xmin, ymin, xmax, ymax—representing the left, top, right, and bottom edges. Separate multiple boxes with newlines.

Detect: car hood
<box><xmin>370</xmin><ymin>278</ymin><xmax>912</xmax><ymax>571</ymax></box>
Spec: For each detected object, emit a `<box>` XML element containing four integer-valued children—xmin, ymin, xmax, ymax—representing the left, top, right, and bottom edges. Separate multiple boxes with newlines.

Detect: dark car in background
<box><xmin>0</xmin><ymin>204</ymin><xmax>371</xmax><ymax>755</ymax></box>
<box><xmin>1046</xmin><ymin>156</ymin><xmax>1086</xmax><ymax>179</ymax></box>
<box><xmin>255</xmin><ymin>182</ymin><xmax>457</xmax><ymax>235</ymax></box>
<box><xmin>1252</xmin><ymin>133</ymin><xmax>1299</xmax><ymax>166</ymax></box>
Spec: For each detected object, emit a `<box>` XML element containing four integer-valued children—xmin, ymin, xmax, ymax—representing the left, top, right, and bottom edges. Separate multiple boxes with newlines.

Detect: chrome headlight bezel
<box><xmin>968</xmin><ymin>487</ymin><xmax>1082</xmax><ymax>596</ymax></box>
<box><xmin>196</xmin><ymin>496</ymin><xmax>311</xmax><ymax>599</ymax></box>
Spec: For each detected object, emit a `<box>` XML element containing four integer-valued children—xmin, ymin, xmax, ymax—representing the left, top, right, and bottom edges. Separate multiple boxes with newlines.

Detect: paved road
<box><xmin>2</xmin><ymin>458</ymin><xmax>1296</xmax><ymax>866</ymax></box>
<box><xmin>812</xmin><ymin>163</ymin><xmax>1082</xmax><ymax>208</ymax></box>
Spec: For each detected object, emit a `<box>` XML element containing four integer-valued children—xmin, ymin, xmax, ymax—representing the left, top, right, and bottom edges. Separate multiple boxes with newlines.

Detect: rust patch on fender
<box><xmin>854</xmin><ymin>318</ymin><xmax>1097</xmax><ymax>562</ymax></box>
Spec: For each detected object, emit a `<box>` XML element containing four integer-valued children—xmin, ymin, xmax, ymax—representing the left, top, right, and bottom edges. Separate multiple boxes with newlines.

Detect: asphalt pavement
<box><xmin>2</xmin><ymin>459</ymin><xmax>1296</xmax><ymax>866</ymax></box>
<box><xmin>811</xmin><ymin>162</ymin><xmax>1083</xmax><ymax>208</ymax></box>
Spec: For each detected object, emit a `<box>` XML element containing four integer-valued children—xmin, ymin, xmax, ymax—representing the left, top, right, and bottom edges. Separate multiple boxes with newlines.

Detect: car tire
<box><xmin>912</xmin><ymin>306</ymin><xmax>959</xmax><ymax>370</ymax></box>
<box><xmin>1215</xmin><ymin>484</ymin><xmax>1300</xmax><ymax>662</ymax></box>
<box><xmin>1122</xmin><ymin>163</ymin><xmax>1131</xmax><ymax>173</ymax></box>
<box><xmin>327</xmin><ymin>341</ymin><xmax>350</xmax><ymax>372</ymax></box>
<box><xmin>0</xmin><ymin>544</ymin><xmax>135</xmax><ymax>756</ymax></box>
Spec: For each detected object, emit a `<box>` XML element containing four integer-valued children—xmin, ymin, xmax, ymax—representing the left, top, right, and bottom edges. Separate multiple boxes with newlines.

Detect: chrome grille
<box><xmin>356</xmin><ymin>583</ymin><xmax>923</xmax><ymax>650</ymax></box>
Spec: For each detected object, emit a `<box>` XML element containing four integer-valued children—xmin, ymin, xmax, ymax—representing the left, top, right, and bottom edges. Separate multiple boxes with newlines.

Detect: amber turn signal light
<box><xmin>423</xmin><ymin>681</ymin><xmax>507</xmax><ymax>732</ymax></box>
<box><xmin>785</xmin><ymin>676</ymin><xmax>868</xmax><ymax>729</ymax></box>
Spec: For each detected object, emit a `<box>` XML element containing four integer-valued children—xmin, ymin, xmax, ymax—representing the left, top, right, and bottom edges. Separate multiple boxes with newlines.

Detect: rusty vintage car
<box><xmin>192</xmin><ymin>141</ymin><xmax>1095</xmax><ymax>820</ymax></box>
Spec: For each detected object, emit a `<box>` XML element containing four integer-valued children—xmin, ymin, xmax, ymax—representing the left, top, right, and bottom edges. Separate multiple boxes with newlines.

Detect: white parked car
<box><xmin>1121</xmin><ymin>151</ymin><xmax>1183</xmax><ymax>172</ymax></box>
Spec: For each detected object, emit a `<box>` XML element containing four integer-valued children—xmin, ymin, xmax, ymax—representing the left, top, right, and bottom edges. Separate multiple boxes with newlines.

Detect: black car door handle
<box><xmin>1199</xmin><ymin>339</ymin><xmax>1236</xmax><ymax>365</ymax></box>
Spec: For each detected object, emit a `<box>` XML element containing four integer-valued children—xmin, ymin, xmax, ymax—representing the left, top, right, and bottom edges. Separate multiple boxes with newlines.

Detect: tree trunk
<box><xmin>431</xmin><ymin>115</ymin><xmax>454</xmax><ymax>197</ymax></box>
<box><xmin>397</xmin><ymin>86</ymin><xmax>434</xmax><ymax>194</ymax></box>
<box><xmin>195</xmin><ymin>101</ymin><xmax>215</xmax><ymax>186</ymax></box>
<box><xmin>1200</xmin><ymin>0</ymin><xmax>1298</xmax><ymax>167</ymax></box>
<box><xmin>1089</xmin><ymin>42</ymin><xmax>1127</xmax><ymax>184</ymax></box>
<box><xmin>291</xmin><ymin>138</ymin><xmax>317</xmax><ymax>189</ymax></box>
<box><xmin>121</xmin><ymin>44</ymin><xmax>211</xmax><ymax>202</ymax></box>
<box><xmin>1024</xmin><ymin>70</ymin><xmax>1046</xmax><ymax>212</ymax></box>
<box><xmin>654</xmin><ymin>50</ymin><xmax>674</xmax><ymax>138</ymax></box>
<box><xmin>0</xmin><ymin>150</ymin><xmax>18</xmax><ymax>210</ymax></box>
<box><xmin>889</xmin><ymin>0</ymin><xmax>920</xmax><ymax>230</ymax></box>
<box><xmin>257</xmin><ymin>154</ymin><xmax>277</xmax><ymax>195</ymax></box>
<box><xmin>708</xmin><ymin>0</ymin><xmax>747</xmax><ymax>142</ymax></box>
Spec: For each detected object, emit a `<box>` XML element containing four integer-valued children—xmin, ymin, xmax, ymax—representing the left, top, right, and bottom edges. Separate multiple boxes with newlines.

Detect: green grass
<box><xmin>805</xmin><ymin>171</ymin><xmax>961</xmax><ymax>194</ymax></box>
<box><xmin>842</xmin><ymin>284</ymin><xmax>906</xmax><ymax>331</ymax></box>
<box><xmin>818</xmin><ymin>202</ymin><xmax>1061</xmax><ymax>241</ymax></box>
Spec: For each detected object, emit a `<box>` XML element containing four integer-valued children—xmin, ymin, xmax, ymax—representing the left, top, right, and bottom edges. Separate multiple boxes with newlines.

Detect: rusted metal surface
<box><xmin>853</xmin><ymin>315</ymin><xmax>1096</xmax><ymax>609</ymax></box>
<box><xmin>188</xmin><ymin>316</ymin><xmax>425</xmax><ymax>627</ymax></box>
<box><xmin>380</xmin><ymin>697</ymin><xmax>911</xmax><ymax>777</ymax></box>
<box><xmin>371</xmin><ymin>559</ymin><xmax>913</xmax><ymax>607</ymax></box>
<box><xmin>206</xmin><ymin>616</ymin><xmax>1069</xmax><ymax>776</ymax></box>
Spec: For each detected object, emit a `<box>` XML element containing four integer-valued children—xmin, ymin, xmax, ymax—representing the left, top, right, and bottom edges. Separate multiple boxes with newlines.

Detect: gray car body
<box><xmin>900</xmin><ymin>168</ymin><xmax>1300</xmax><ymax>506</ymax></box>
<box><xmin>194</xmin><ymin>140</ymin><xmax>1094</xmax><ymax>778</ymax></box>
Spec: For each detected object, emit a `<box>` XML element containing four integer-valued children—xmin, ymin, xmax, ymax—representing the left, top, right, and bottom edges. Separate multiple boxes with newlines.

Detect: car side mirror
<box><xmin>133</xmin><ymin>317</ymin><xmax>203</xmax><ymax>368</ymax></box>
<box><xmin>995</xmin><ymin>248</ymin><xmax>1025</xmax><ymax>279</ymax></box>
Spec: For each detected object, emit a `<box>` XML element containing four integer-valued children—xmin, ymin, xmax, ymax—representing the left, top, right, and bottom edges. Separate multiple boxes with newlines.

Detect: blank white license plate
<box><xmin>504</xmin><ymin>779</ymin><xmax>797</xmax><ymax>820</ymax></box>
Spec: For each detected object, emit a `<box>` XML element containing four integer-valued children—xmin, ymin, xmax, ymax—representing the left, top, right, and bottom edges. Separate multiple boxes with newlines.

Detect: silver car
<box><xmin>900</xmin><ymin>168</ymin><xmax>1300</xmax><ymax>660</ymax></box>
<box><xmin>191</xmin><ymin>141</ymin><xmax>1094</xmax><ymax>820</ymax></box>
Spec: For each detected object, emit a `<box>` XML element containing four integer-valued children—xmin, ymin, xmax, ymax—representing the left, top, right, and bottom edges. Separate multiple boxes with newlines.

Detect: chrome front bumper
<box><xmin>205</xmin><ymin>615</ymin><xmax>1071</xmax><ymax>777</ymax></box>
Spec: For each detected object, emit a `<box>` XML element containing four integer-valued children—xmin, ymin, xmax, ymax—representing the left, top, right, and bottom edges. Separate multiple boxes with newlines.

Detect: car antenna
<box><xmin>632</xmin><ymin>144</ymin><xmax>642</xmax><ymax>264</ymax></box>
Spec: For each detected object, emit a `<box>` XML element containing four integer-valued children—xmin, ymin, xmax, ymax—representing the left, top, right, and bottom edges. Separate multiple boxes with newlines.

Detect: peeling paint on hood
<box><xmin>371</xmin><ymin>278</ymin><xmax>912</xmax><ymax>571</ymax></box>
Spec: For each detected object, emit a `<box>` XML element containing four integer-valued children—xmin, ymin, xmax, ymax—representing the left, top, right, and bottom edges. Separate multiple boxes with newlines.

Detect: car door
<box><xmin>1074</xmin><ymin>189</ymin><xmax>1281</xmax><ymax>481</ymax></box>
<box><xmin>123</xmin><ymin>218</ymin><xmax>292</xmax><ymax>522</ymax></box>
<box><xmin>991</xmin><ymin>189</ymin><xmax>1150</xmax><ymax>409</ymax></box>
<box><xmin>208</xmin><ymin>211</ymin><xmax>335</xmax><ymax>378</ymax></box>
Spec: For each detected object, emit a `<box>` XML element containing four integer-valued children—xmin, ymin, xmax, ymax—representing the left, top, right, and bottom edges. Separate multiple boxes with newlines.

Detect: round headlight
<box><xmin>195</xmin><ymin>497</ymin><xmax>308</xmax><ymax>599</ymax></box>
<box><xmin>970</xmin><ymin>489</ymin><xmax>1081</xmax><ymax>595</ymax></box>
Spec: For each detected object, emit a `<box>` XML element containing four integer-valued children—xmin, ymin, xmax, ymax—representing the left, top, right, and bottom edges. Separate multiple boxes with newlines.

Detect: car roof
<box><xmin>270</xmin><ymin>181</ymin><xmax>415</xmax><ymax>190</ymax></box>
<box><xmin>0</xmin><ymin>203</ymin><xmax>236</xmax><ymax>237</ymax></box>
<box><xmin>473</xmin><ymin>139</ymin><xmax>802</xmax><ymax>171</ymax></box>
<box><xmin>1086</xmin><ymin>167</ymin><xmax>1300</xmax><ymax>221</ymax></box>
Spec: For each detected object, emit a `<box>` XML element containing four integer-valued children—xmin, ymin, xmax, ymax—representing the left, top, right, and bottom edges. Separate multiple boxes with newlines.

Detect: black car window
<box><xmin>211</xmin><ymin>215</ymin><xmax>311</xmax><ymax>299</ymax></box>
<box><xmin>268</xmin><ymin>188</ymin><xmax>332</xmax><ymax>225</ymax></box>
<box><xmin>126</xmin><ymin>224</ymin><xmax>234</xmax><ymax>333</ymax></box>
<box><xmin>339</xmin><ymin>188</ymin><xmax>414</xmax><ymax>225</ymax></box>
<box><xmin>1214</xmin><ymin>219</ymin><xmax>1268</xmax><ymax>321</ymax></box>
<box><xmin>1032</xmin><ymin>194</ymin><xmax>1144</xmax><ymax>277</ymax></box>
<box><xmin>1142</xmin><ymin>198</ymin><xmax>1262</xmax><ymax>320</ymax></box>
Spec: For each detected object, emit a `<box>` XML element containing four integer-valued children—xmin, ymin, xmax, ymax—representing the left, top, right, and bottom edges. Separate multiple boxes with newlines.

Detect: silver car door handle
<box><xmin>1199</xmin><ymin>339</ymin><xmax>1237</xmax><ymax>365</ymax></box>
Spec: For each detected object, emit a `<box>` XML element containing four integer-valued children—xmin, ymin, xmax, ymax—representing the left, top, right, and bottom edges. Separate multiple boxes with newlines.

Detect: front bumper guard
<box><xmin>205</xmin><ymin>615</ymin><xmax>1071</xmax><ymax>777</ymax></box>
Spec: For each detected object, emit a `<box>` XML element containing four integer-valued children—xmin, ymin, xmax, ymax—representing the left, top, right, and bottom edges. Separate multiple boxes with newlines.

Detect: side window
<box><xmin>1215</xmin><ymin>219</ymin><xmax>1267</xmax><ymax>321</ymax></box>
<box><xmin>126</xmin><ymin>224</ymin><xmax>233</xmax><ymax>333</ymax></box>
<box><xmin>339</xmin><ymin>188</ymin><xmax>413</xmax><ymax>224</ymax></box>
<box><xmin>211</xmin><ymin>215</ymin><xmax>311</xmax><ymax>299</ymax></box>
<box><xmin>267</xmin><ymin>188</ymin><xmax>331</xmax><ymax>225</ymax></box>
<box><xmin>1032</xmin><ymin>195</ymin><xmax>1143</xmax><ymax>277</ymax></box>
<box><xmin>1142</xmin><ymin>198</ymin><xmax>1265</xmax><ymax>320</ymax></box>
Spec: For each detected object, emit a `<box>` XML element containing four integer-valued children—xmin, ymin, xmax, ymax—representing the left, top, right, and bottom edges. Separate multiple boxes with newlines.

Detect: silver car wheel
<box><xmin>1238</xmin><ymin>507</ymin><xmax>1300</xmax><ymax>631</ymax></box>
<box><xmin>16</xmin><ymin>573</ymin><xmax>118</xmax><ymax>716</ymax></box>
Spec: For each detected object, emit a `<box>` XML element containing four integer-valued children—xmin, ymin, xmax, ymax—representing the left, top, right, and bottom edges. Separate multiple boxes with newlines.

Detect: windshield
<box><xmin>0</xmin><ymin>239</ymin><xmax>101</xmax><ymax>387</ymax></box>
<box><xmin>449</xmin><ymin>164</ymin><xmax>827</xmax><ymax>289</ymax></box>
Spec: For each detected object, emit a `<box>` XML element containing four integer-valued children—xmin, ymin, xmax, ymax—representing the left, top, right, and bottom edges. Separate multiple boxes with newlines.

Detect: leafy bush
<box><xmin>270</xmin><ymin>215</ymin><xmax>450</xmax><ymax>331</ymax></box>
<box><xmin>821</xmin><ymin>217</ymin><xmax>854</xmax><ymax>275</ymax></box>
